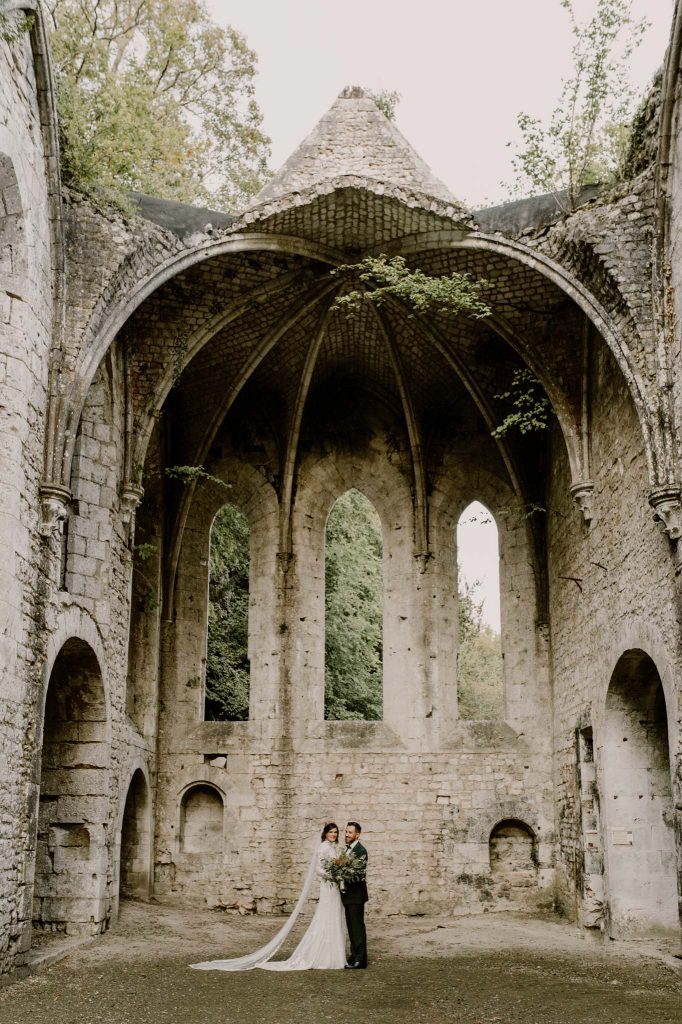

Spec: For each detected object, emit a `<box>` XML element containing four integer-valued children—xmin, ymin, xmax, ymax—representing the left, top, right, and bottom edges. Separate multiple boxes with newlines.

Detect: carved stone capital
<box><xmin>570</xmin><ymin>480</ymin><xmax>595</xmax><ymax>524</ymax></box>
<box><xmin>649</xmin><ymin>486</ymin><xmax>682</xmax><ymax>542</ymax></box>
<box><xmin>39</xmin><ymin>483</ymin><xmax>71</xmax><ymax>538</ymax></box>
<box><xmin>120</xmin><ymin>483</ymin><xmax>144</xmax><ymax>526</ymax></box>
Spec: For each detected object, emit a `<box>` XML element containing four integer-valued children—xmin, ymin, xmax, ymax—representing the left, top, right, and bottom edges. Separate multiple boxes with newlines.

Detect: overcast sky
<box><xmin>205</xmin><ymin>1</ymin><xmax>674</xmax><ymax>630</ymax></box>
<box><xmin>209</xmin><ymin>0</ymin><xmax>674</xmax><ymax>208</ymax></box>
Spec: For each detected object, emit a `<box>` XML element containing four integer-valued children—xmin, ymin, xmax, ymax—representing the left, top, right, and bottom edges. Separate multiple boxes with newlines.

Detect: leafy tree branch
<box><xmin>330</xmin><ymin>255</ymin><xmax>491</xmax><ymax>320</ymax></box>
<box><xmin>507</xmin><ymin>0</ymin><xmax>648</xmax><ymax>210</ymax></box>
<box><xmin>491</xmin><ymin>369</ymin><xmax>551</xmax><ymax>438</ymax></box>
<box><xmin>46</xmin><ymin>0</ymin><xmax>270</xmax><ymax>211</ymax></box>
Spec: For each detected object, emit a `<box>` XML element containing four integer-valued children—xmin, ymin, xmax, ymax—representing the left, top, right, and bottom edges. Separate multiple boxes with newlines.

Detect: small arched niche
<box><xmin>456</xmin><ymin>501</ymin><xmax>503</xmax><ymax>720</ymax></box>
<box><xmin>205</xmin><ymin>504</ymin><xmax>251</xmax><ymax>721</ymax></box>
<box><xmin>489</xmin><ymin>820</ymin><xmax>537</xmax><ymax>886</ymax></box>
<box><xmin>324</xmin><ymin>488</ymin><xmax>383</xmax><ymax>720</ymax></box>
<box><xmin>34</xmin><ymin>638</ymin><xmax>110</xmax><ymax>935</ymax></box>
<box><xmin>120</xmin><ymin>770</ymin><xmax>151</xmax><ymax>899</ymax></box>
<box><xmin>602</xmin><ymin>650</ymin><xmax>678</xmax><ymax>938</ymax></box>
<box><xmin>179</xmin><ymin>785</ymin><xmax>224</xmax><ymax>856</ymax></box>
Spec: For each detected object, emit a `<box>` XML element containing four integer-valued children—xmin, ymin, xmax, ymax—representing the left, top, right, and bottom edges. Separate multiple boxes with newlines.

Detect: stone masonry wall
<box><xmin>0</xmin><ymin>13</ymin><xmax>53</xmax><ymax>972</ymax></box>
<box><xmin>59</xmin><ymin>344</ymin><xmax>155</xmax><ymax>928</ymax></box>
<box><xmin>151</xmin><ymin>434</ymin><xmax>555</xmax><ymax>917</ymax></box>
<box><xmin>548</xmin><ymin>335</ymin><xmax>681</xmax><ymax>932</ymax></box>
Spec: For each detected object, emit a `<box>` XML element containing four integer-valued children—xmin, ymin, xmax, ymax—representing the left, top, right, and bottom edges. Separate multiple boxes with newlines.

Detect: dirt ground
<box><xmin>1</xmin><ymin>900</ymin><xmax>680</xmax><ymax>1024</ymax></box>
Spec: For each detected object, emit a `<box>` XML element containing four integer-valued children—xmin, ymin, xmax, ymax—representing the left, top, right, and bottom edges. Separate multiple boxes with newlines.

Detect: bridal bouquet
<box><xmin>320</xmin><ymin>849</ymin><xmax>365</xmax><ymax>888</ymax></box>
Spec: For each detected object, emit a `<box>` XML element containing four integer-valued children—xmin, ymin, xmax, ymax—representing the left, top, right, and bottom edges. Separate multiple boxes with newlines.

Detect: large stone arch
<box><xmin>385</xmin><ymin>230</ymin><xmax>660</xmax><ymax>484</ymax></box>
<box><xmin>51</xmin><ymin>234</ymin><xmax>347</xmax><ymax>489</ymax></box>
<box><xmin>49</xmin><ymin>195</ymin><xmax>656</xmax><ymax>496</ymax></box>
<box><xmin>596</xmin><ymin>619</ymin><xmax>678</xmax><ymax>733</ymax></box>
<box><xmin>39</xmin><ymin>606</ymin><xmax>110</xmax><ymax>733</ymax></box>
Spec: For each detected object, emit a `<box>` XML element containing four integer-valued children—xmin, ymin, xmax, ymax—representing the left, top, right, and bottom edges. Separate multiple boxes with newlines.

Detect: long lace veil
<box><xmin>190</xmin><ymin>836</ymin><xmax>321</xmax><ymax>971</ymax></box>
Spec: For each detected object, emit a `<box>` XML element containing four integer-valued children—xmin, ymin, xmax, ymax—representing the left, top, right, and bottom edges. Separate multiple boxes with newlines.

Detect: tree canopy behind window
<box><xmin>205</xmin><ymin>504</ymin><xmax>250</xmax><ymax>721</ymax></box>
<box><xmin>325</xmin><ymin>489</ymin><xmax>383</xmax><ymax>721</ymax></box>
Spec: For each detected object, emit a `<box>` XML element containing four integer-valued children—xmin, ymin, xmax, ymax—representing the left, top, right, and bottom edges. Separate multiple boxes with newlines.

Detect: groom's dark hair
<box><xmin>347</xmin><ymin>821</ymin><xmax>362</xmax><ymax>833</ymax></box>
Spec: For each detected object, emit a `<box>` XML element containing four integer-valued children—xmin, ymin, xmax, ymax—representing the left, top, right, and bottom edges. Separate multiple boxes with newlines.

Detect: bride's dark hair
<box><xmin>321</xmin><ymin>822</ymin><xmax>339</xmax><ymax>841</ymax></box>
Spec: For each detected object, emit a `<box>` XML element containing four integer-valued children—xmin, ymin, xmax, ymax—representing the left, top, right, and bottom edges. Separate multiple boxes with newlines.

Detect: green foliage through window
<box><xmin>325</xmin><ymin>490</ymin><xmax>383</xmax><ymax>721</ymax></box>
<box><xmin>205</xmin><ymin>504</ymin><xmax>250</xmax><ymax>721</ymax></box>
<box><xmin>457</xmin><ymin>579</ymin><xmax>504</xmax><ymax>721</ymax></box>
<box><xmin>457</xmin><ymin>505</ymin><xmax>504</xmax><ymax>721</ymax></box>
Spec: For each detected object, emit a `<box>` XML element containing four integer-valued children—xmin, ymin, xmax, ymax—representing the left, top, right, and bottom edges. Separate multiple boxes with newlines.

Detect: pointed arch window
<box><xmin>205</xmin><ymin>504</ymin><xmax>250</xmax><ymax>721</ymax></box>
<box><xmin>324</xmin><ymin>489</ymin><xmax>383</xmax><ymax>720</ymax></box>
<box><xmin>456</xmin><ymin>501</ymin><xmax>503</xmax><ymax>720</ymax></box>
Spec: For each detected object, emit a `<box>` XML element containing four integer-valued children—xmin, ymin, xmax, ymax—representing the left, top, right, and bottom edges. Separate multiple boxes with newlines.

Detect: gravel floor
<box><xmin>1</xmin><ymin>900</ymin><xmax>680</xmax><ymax>1024</ymax></box>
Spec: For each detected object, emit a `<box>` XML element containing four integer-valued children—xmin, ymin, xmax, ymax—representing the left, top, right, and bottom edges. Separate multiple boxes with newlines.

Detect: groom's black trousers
<box><xmin>344</xmin><ymin>903</ymin><xmax>367</xmax><ymax>966</ymax></box>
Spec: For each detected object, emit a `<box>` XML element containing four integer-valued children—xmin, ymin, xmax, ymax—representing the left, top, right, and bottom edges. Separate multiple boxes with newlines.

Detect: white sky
<box><xmin>208</xmin><ymin>0</ymin><xmax>673</xmax><ymax>207</ymax></box>
<box><xmin>457</xmin><ymin>502</ymin><xmax>501</xmax><ymax>633</ymax></box>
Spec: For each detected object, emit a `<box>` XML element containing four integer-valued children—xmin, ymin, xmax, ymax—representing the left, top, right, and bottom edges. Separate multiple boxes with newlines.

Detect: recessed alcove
<box><xmin>601</xmin><ymin>650</ymin><xmax>678</xmax><ymax>938</ymax></box>
<box><xmin>34</xmin><ymin>638</ymin><xmax>110</xmax><ymax>935</ymax></box>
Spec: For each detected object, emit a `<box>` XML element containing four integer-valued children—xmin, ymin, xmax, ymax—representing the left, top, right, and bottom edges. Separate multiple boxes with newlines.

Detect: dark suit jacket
<box><xmin>340</xmin><ymin>841</ymin><xmax>368</xmax><ymax>905</ymax></box>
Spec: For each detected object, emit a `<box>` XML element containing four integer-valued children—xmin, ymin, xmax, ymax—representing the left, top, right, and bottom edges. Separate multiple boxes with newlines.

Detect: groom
<box><xmin>341</xmin><ymin>821</ymin><xmax>368</xmax><ymax>969</ymax></box>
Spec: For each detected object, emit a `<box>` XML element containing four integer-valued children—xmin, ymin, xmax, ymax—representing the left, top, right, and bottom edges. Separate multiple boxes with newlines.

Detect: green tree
<box><xmin>46</xmin><ymin>0</ymin><xmax>270</xmax><ymax>210</ymax></box>
<box><xmin>332</xmin><ymin>255</ymin><xmax>491</xmax><ymax>321</ymax></box>
<box><xmin>457</xmin><ymin>578</ymin><xmax>504</xmax><ymax>721</ymax></box>
<box><xmin>509</xmin><ymin>0</ymin><xmax>647</xmax><ymax>210</ymax></box>
<box><xmin>205</xmin><ymin>504</ymin><xmax>250</xmax><ymax>721</ymax></box>
<box><xmin>325</xmin><ymin>489</ymin><xmax>383</xmax><ymax>721</ymax></box>
<box><xmin>492</xmin><ymin>368</ymin><xmax>551</xmax><ymax>438</ymax></box>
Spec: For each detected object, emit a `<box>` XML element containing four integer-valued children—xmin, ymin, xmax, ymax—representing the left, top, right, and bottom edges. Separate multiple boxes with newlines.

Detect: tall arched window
<box><xmin>325</xmin><ymin>489</ymin><xmax>383</xmax><ymax>720</ymax></box>
<box><xmin>205</xmin><ymin>504</ymin><xmax>250</xmax><ymax>721</ymax></box>
<box><xmin>456</xmin><ymin>501</ymin><xmax>503</xmax><ymax>720</ymax></box>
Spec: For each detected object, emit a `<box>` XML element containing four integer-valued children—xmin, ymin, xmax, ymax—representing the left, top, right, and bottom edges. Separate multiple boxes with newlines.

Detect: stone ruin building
<box><xmin>1</xmin><ymin>0</ymin><xmax>682</xmax><ymax>977</ymax></box>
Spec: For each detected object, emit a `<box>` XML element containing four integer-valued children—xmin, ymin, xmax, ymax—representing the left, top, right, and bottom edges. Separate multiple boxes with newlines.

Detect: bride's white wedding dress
<box><xmin>190</xmin><ymin>839</ymin><xmax>346</xmax><ymax>972</ymax></box>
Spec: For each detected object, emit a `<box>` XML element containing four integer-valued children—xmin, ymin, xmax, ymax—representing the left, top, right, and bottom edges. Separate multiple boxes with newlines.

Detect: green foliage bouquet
<box><xmin>320</xmin><ymin>850</ymin><xmax>365</xmax><ymax>888</ymax></box>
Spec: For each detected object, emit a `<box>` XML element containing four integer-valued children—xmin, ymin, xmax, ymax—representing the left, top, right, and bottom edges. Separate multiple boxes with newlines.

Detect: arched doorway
<box><xmin>601</xmin><ymin>649</ymin><xmax>678</xmax><ymax>937</ymax></box>
<box><xmin>119</xmin><ymin>769</ymin><xmax>151</xmax><ymax>899</ymax></box>
<box><xmin>34</xmin><ymin>639</ymin><xmax>110</xmax><ymax>935</ymax></box>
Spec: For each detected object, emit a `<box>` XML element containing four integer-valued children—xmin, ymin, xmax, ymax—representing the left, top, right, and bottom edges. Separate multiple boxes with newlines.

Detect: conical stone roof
<box><xmin>256</xmin><ymin>86</ymin><xmax>457</xmax><ymax>205</ymax></box>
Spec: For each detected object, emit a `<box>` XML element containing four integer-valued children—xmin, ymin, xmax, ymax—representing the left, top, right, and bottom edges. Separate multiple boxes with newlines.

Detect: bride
<box><xmin>191</xmin><ymin>822</ymin><xmax>346</xmax><ymax>972</ymax></box>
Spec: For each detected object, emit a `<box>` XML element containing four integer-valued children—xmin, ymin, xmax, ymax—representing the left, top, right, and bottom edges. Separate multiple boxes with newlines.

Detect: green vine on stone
<box><xmin>491</xmin><ymin>369</ymin><xmax>550</xmax><ymax>438</ymax></box>
<box><xmin>165</xmin><ymin>465</ymin><xmax>232</xmax><ymax>490</ymax></box>
<box><xmin>133</xmin><ymin>542</ymin><xmax>157</xmax><ymax>562</ymax></box>
<box><xmin>330</xmin><ymin>255</ymin><xmax>491</xmax><ymax>321</ymax></box>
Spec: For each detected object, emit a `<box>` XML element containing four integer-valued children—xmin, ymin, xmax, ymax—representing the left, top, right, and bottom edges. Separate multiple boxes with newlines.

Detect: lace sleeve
<box><xmin>316</xmin><ymin>842</ymin><xmax>328</xmax><ymax>878</ymax></box>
